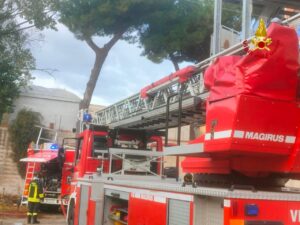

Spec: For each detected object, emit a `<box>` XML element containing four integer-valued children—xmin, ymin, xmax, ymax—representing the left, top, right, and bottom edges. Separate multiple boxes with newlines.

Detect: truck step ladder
<box><xmin>20</xmin><ymin>162</ymin><xmax>36</xmax><ymax>205</ymax></box>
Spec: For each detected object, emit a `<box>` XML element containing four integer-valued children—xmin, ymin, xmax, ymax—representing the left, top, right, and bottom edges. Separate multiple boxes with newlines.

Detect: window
<box><xmin>75</xmin><ymin>138</ymin><xmax>83</xmax><ymax>164</ymax></box>
<box><xmin>92</xmin><ymin>136</ymin><xmax>108</xmax><ymax>158</ymax></box>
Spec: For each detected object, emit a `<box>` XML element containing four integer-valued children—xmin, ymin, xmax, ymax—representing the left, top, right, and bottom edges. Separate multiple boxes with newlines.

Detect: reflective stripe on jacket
<box><xmin>28</xmin><ymin>180</ymin><xmax>44</xmax><ymax>203</ymax></box>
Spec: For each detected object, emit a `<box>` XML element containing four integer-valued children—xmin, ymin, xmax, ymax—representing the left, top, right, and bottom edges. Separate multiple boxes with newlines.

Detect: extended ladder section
<box><xmin>91</xmin><ymin>13</ymin><xmax>300</xmax><ymax>131</ymax></box>
<box><xmin>35</xmin><ymin>126</ymin><xmax>58</xmax><ymax>149</ymax></box>
<box><xmin>21</xmin><ymin>162</ymin><xmax>36</xmax><ymax>204</ymax></box>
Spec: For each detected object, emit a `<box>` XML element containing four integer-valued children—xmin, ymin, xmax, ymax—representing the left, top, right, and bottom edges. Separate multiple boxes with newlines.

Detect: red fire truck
<box><xmin>66</xmin><ymin>16</ymin><xmax>300</xmax><ymax>225</ymax></box>
<box><xmin>20</xmin><ymin>127</ymin><xmax>76</xmax><ymax>208</ymax></box>
<box><xmin>20</xmin><ymin>125</ymin><xmax>111</xmax><ymax>209</ymax></box>
<box><xmin>20</xmin><ymin>117</ymin><xmax>164</xmax><ymax>212</ymax></box>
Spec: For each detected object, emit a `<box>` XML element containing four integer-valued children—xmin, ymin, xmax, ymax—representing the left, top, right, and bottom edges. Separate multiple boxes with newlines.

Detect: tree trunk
<box><xmin>169</xmin><ymin>53</ymin><xmax>180</xmax><ymax>71</ymax></box>
<box><xmin>79</xmin><ymin>49</ymin><xmax>108</xmax><ymax>109</ymax></box>
<box><xmin>79</xmin><ymin>33</ymin><xmax>124</xmax><ymax>109</ymax></box>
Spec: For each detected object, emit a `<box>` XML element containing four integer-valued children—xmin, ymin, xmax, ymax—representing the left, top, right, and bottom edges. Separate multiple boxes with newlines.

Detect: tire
<box><xmin>67</xmin><ymin>200</ymin><xmax>75</xmax><ymax>225</ymax></box>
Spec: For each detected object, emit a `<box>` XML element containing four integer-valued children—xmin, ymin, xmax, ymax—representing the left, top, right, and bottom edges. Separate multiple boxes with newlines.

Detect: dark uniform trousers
<box><xmin>27</xmin><ymin>201</ymin><xmax>40</xmax><ymax>217</ymax></box>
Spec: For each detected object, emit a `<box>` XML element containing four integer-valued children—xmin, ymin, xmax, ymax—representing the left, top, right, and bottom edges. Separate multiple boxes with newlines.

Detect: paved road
<box><xmin>0</xmin><ymin>213</ymin><xmax>66</xmax><ymax>225</ymax></box>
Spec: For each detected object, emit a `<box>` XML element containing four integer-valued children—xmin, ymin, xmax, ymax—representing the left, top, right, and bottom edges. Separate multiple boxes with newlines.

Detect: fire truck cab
<box><xmin>67</xmin><ymin>122</ymin><xmax>165</xmax><ymax>224</ymax></box>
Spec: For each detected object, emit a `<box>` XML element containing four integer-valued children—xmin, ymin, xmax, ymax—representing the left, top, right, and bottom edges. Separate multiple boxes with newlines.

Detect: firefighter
<box><xmin>27</xmin><ymin>173</ymin><xmax>44</xmax><ymax>224</ymax></box>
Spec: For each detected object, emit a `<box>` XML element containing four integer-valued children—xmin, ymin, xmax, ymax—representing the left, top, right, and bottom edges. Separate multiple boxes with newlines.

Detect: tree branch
<box><xmin>103</xmin><ymin>31</ymin><xmax>125</xmax><ymax>51</ymax></box>
<box><xmin>16</xmin><ymin>20</ymin><xmax>30</xmax><ymax>27</ymax></box>
<box><xmin>10</xmin><ymin>10</ymin><xmax>24</xmax><ymax>18</ymax></box>
<box><xmin>16</xmin><ymin>25</ymin><xmax>35</xmax><ymax>32</ymax></box>
<box><xmin>33</xmin><ymin>68</ymin><xmax>58</xmax><ymax>79</ymax></box>
<box><xmin>169</xmin><ymin>53</ymin><xmax>180</xmax><ymax>71</ymax></box>
<box><xmin>0</xmin><ymin>23</ymin><xmax>36</xmax><ymax>37</ymax></box>
<box><xmin>85</xmin><ymin>37</ymin><xmax>100</xmax><ymax>53</ymax></box>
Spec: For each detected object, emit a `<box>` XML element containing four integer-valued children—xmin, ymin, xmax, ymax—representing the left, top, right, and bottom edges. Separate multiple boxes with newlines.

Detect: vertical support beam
<box><xmin>242</xmin><ymin>0</ymin><xmax>252</xmax><ymax>40</ymax></box>
<box><xmin>213</xmin><ymin>0</ymin><xmax>222</xmax><ymax>55</ymax></box>
<box><xmin>176</xmin><ymin>86</ymin><xmax>183</xmax><ymax>182</ymax></box>
<box><xmin>109</xmin><ymin>152</ymin><xmax>112</xmax><ymax>174</ymax></box>
<box><xmin>165</xmin><ymin>93</ymin><xmax>177</xmax><ymax>147</ymax></box>
<box><xmin>121</xmin><ymin>153</ymin><xmax>125</xmax><ymax>175</ymax></box>
<box><xmin>36</xmin><ymin>127</ymin><xmax>43</xmax><ymax>149</ymax></box>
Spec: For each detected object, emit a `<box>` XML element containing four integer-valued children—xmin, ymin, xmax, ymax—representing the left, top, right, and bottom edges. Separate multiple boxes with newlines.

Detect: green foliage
<box><xmin>9</xmin><ymin>109</ymin><xmax>43</xmax><ymax>178</ymax></box>
<box><xmin>139</xmin><ymin>0</ymin><xmax>214</xmax><ymax>68</ymax></box>
<box><xmin>58</xmin><ymin>0</ymin><xmax>177</xmax><ymax>108</ymax></box>
<box><xmin>222</xmin><ymin>1</ymin><xmax>242</xmax><ymax>32</ymax></box>
<box><xmin>58</xmin><ymin>0</ymin><xmax>170</xmax><ymax>41</ymax></box>
<box><xmin>139</xmin><ymin>0</ymin><xmax>248</xmax><ymax>70</ymax></box>
<box><xmin>0</xmin><ymin>16</ymin><xmax>34</xmax><ymax>121</ymax></box>
<box><xmin>0</xmin><ymin>0</ymin><xmax>57</xmax><ymax>120</ymax></box>
<box><xmin>13</xmin><ymin>0</ymin><xmax>58</xmax><ymax>30</ymax></box>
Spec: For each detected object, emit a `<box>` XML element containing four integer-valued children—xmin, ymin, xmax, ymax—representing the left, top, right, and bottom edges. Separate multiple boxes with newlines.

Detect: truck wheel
<box><xmin>67</xmin><ymin>200</ymin><xmax>75</xmax><ymax>225</ymax></box>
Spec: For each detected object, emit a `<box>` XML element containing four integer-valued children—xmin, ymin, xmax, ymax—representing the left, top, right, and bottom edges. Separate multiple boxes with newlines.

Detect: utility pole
<box><xmin>212</xmin><ymin>0</ymin><xmax>222</xmax><ymax>55</ymax></box>
<box><xmin>242</xmin><ymin>0</ymin><xmax>253</xmax><ymax>40</ymax></box>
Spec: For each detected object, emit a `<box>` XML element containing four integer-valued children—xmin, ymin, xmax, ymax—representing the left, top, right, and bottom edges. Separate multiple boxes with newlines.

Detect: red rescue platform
<box><xmin>183</xmin><ymin>22</ymin><xmax>300</xmax><ymax>177</ymax></box>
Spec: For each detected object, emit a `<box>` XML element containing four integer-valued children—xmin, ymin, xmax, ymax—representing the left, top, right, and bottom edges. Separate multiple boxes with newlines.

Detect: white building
<box><xmin>10</xmin><ymin>85</ymin><xmax>81</xmax><ymax>131</ymax></box>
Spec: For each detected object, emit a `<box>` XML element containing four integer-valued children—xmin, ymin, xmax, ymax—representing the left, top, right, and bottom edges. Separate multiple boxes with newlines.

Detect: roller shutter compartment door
<box><xmin>168</xmin><ymin>199</ymin><xmax>190</xmax><ymax>225</ymax></box>
<box><xmin>78</xmin><ymin>185</ymin><xmax>89</xmax><ymax>225</ymax></box>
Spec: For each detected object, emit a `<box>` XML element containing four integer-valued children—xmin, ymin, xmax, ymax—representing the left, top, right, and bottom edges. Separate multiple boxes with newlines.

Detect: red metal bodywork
<box><xmin>205</xmin><ymin>95</ymin><xmax>299</xmax><ymax>155</ymax></box>
<box><xmin>224</xmin><ymin>198</ymin><xmax>300</xmax><ymax>225</ymax></box>
<box><xmin>182</xmin><ymin>22</ymin><xmax>300</xmax><ymax>177</ymax></box>
<box><xmin>61</xmin><ymin>149</ymin><xmax>75</xmax><ymax>197</ymax></box>
<box><xmin>21</xmin><ymin>150</ymin><xmax>59</xmax><ymax>162</ymax></box>
<box><xmin>75</xmin><ymin>182</ymin><xmax>300</xmax><ymax>225</ymax></box>
<box><xmin>74</xmin><ymin>186</ymin><xmax>81</xmax><ymax>225</ymax></box>
<box><xmin>128</xmin><ymin>194</ymin><xmax>167</xmax><ymax>225</ymax></box>
<box><xmin>73</xmin><ymin>129</ymin><xmax>109</xmax><ymax>179</ymax></box>
<box><xmin>71</xmin><ymin>128</ymin><xmax>165</xmax><ymax>225</ymax></box>
<box><xmin>21</xmin><ymin>147</ymin><xmax>75</xmax><ymax>204</ymax></box>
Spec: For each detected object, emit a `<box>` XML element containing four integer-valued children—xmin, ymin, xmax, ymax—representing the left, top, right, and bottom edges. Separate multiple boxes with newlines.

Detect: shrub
<box><xmin>8</xmin><ymin>109</ymin><xmax>43</xmax><ymax>178</ymax></box>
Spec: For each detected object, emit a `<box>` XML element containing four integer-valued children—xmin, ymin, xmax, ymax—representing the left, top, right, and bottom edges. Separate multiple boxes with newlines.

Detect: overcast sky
<box><xmin>30</xmin><ymin>23</ymin><xmax>187</xmax><ymax>106</ymax></box>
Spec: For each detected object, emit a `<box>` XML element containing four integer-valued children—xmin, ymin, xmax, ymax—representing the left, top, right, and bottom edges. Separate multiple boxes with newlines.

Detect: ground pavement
<box><xmin>0</xmin><ymin>212</ymin><xmax>66</xmax><ymax>225</ymax></box>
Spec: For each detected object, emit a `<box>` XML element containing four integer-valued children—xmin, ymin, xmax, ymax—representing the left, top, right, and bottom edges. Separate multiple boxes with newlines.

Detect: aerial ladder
<box><xmin>91</xmin><ymin>14</ymin><xmax>300</xmax><ymax>131</ymax></box>
<box><xmin>71</xmin><ymin>14</ymin><xmax>300</xmax><ymax>225</ymax></box>
<box><xmin>77</xmin><ymin>13</ymin><xmax>300</xmax><ymax>185</ymax></box>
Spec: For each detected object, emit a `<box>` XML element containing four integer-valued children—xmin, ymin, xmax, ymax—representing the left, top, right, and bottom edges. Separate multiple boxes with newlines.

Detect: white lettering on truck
<box><xmin>290</xmin><ymin>210</ymin><xmax>300</xmax><ymax>223</ymax></box>
<box><xmin>245</xmin><ymin>132</ymin><xmax>284</xmax><ymax>143</ymax></box>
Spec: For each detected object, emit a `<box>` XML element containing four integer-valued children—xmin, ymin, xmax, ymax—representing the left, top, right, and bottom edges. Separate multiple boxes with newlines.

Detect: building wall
<box><xmin>0</xmin><ymin>85</ymin><xmax>81</xmax><ymax>195</ymax></box>
<box><xmin>9</xmin><ymin>86</ymin><xmax>81</xmax><ymax>131</ymax></box>
<box><xmin>0</xmin><ymin>127</ymin><xmax>23</xmax><ymax>195</ymax></box>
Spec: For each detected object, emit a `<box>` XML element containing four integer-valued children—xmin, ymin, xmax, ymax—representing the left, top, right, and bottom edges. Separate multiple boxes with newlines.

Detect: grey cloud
<box><xmin>31</xmin><ymin>23</ymin><xmax>186</xmax><ymax>106</ymax></box>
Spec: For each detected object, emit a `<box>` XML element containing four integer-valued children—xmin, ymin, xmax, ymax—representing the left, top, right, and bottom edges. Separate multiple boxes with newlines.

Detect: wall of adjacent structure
<box><xmin>10</xmin><ymin>95</ymin><xmax>80</xmax><ymax>131</ymax></box>
<box><xmin>0</xmin><ymin>127</ymin><xmax>23</xmax><ymax>195</ymax></box>
<box><xmin>0</xmin><ymin>85</ymin><xmax>82</xmax><ymax>196</ymax></box>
